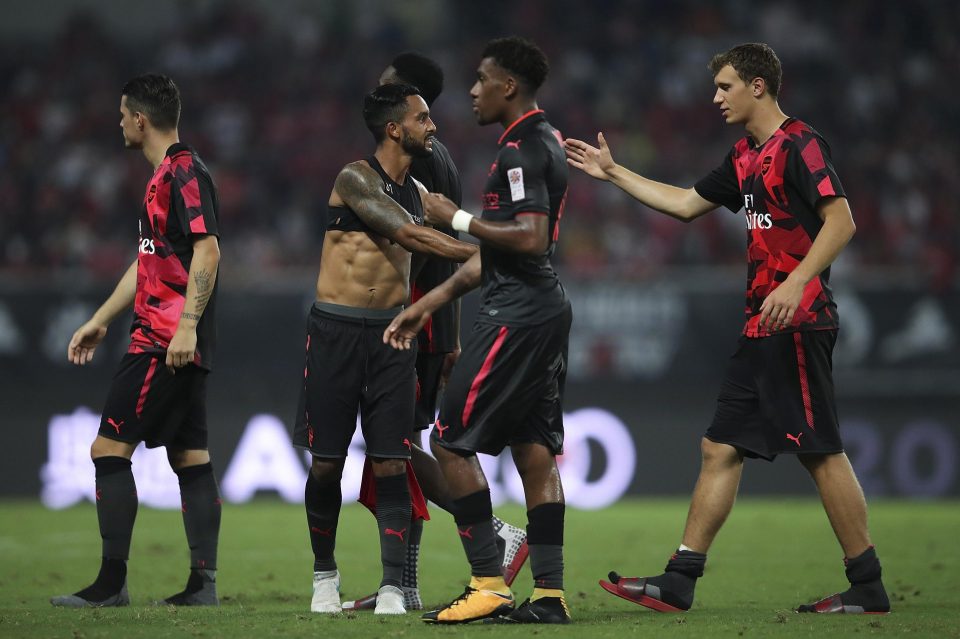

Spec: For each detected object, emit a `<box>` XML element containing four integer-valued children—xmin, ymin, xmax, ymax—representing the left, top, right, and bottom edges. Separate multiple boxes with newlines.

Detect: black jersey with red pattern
<box><xmin>694</xmin><ymin>118</ymin><xmax>845</xmax><ymax>338</ymax></box>
<box><xmin>477</xmin><ymin>110</ymin><xmax>568</xmax><ymax>327</ymax></box>
<box><xmin>131</xmin><ymin>143</ymin><xmax>220</xmax><ymax>369</ymax></box>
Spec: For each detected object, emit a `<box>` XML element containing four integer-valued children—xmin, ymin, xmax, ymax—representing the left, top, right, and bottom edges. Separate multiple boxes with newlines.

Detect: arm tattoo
<box><xmin>334</xmin><ymin>162</ymin><xmax>412</xmax><ymax>238</ymax></box>
<box><xmin>181</xmin><ymin>312</ymin><xmax>202</xmax><ymax>321</ymax></box>
<box><xmin>192</xmin><ymin>268</ymin><xmax>214</xmax><ymax>313</ymax></box>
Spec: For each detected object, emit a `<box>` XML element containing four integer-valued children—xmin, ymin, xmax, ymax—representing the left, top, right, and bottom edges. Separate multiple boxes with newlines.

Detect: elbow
<box><xmin>521</xmin><ymin>236</ymin><xmax>549</xmax><ymax>255</ymax></box>
<box><xmin>847</xmin><ymin>218</ymin><xmax>857</xmax><ymax>240</ymax></box>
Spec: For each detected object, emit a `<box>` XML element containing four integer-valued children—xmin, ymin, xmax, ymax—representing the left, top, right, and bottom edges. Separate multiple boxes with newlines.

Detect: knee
<box><xmin>90</xmin><ymin>436</ymin><xmax>133</xmax><ymax>461</ymax></box>
<box><xmin>167</xmin><ymin>448</ymin><xmax>210</xmax><ymax>471</ymax></box>
<box><xmin>370</xmin><ymin>457</ymin><xmax>406</xmax><ymax>477</ymax></box>
<box><xmin>700</xmin><ymin>438</ymin><xmax>741</xmax><ymax>469</ymax></box>
<box><xmin>310</xmin><ymin>458</ymin><xmax>343</xmax><ymax>483</ymax></box>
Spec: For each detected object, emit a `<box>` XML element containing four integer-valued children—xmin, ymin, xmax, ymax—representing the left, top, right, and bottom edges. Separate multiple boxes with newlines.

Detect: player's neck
<box><xmin>500</xmin><ymin>99</ymin><xmax>539</xmax><ymax>130</ymax></box>
<box><xmin>744</xmin><ymin>103</ymin><xmax>789</xmax><ymax>147</ymax></box>
<box><xmin>143</xmin><ymin>131</ymin><xmax>181</xmax><ymax>169</ymax></box>
<box><xmin>374</xmin><ymin>145</ymin><xmax>412</xmax><ymax>185</ymax></box>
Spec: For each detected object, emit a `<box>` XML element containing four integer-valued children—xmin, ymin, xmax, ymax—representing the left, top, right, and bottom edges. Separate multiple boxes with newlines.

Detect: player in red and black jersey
<box><xmin>52</xmin><ymin>74</ymin><xmax>222</xmax><ymax>608</ymax></box>
<box><xmin>566</xmin><ymin>43</ymin><xmax>889</xmax><ymax>615</ymax></box>
<box><xmin>385</xmin><ymin>37</ymin><xmax>572</xmax><ymax>625</ymax></box>
<box><xmin>341</xmin><ymin>53</ymin><xmax>529</xmax><ymax>614</ymax></box>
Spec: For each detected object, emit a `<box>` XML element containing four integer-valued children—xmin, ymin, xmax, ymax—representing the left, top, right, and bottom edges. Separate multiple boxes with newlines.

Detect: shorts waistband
<box><xmin>312</xmin><ymin>301</ymin><xmax>403</xmax><ymax>323</ymax></box>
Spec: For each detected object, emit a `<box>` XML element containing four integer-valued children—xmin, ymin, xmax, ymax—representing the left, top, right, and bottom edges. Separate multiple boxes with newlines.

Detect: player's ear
<box><xmin>385</xmin><ymin>120</ymin><xmax>401</xmax><ymax>142</ymax></box>
<box><xmin>752</xmin><ymin>77</ymin><xmax>765</xmax><ymax>98</ymax></box>
<box><xmin>503</xmin><ymin>75</ymin><xmax>519</xmax><ymax>100</ymax></box>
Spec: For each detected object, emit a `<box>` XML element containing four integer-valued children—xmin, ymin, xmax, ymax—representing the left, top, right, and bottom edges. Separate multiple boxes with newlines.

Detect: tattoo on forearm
<box><xmin>192</xmin><ymin>268</ymin><xmax>213</xmax><ymax>311</ymax></box>
<box><xmin>335</xmin><ymin>162</ymin><xmax>410</xmax><ymax>237</ymax></box>
<box><xmin>181</xmin><ymin>312</ymin><xmax>201</xmax><ymax>321</ymax></box>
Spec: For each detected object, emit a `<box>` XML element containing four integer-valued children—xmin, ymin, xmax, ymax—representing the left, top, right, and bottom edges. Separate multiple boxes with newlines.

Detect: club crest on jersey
<box><xmin>761</xmin><ymin>155</ymin><xmax>773</xmax><ymax>176</ymax></box>
<box><xmin>147</xmin><ymin>183</ymin><xmax>157</xmax><ymax>203</ymax></box>
<box><xmin>507</xmin><ymin>167</ymin><xmax>525</xmax><ymax>202</ymax></box>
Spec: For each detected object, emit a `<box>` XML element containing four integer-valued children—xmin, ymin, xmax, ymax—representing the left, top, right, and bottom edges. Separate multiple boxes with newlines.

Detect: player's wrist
<box><xmin>451</xmin><ymin>209</ymin><xmax>474</xmax><ymax>233</ymax></box>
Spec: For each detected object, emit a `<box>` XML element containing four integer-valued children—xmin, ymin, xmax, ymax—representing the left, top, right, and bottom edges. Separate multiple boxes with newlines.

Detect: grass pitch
<box><xmin>0</xmin><ymin>498</ymin><xmax>958</xmax><ymax>638</ymax></box>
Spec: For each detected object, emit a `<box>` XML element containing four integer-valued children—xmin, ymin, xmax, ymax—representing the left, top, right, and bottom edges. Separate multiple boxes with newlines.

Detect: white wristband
<box><xmin>451</xmin><ymin>209</ymin><xmax>474</xmax><ymax>233</ymax></box>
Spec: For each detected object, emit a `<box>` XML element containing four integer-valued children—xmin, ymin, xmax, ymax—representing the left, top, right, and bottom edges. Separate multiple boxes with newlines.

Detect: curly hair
<box><xmin>481</xmin><ymin>36</ymin><xmax>549</xmax><ymax>93</ymax></box>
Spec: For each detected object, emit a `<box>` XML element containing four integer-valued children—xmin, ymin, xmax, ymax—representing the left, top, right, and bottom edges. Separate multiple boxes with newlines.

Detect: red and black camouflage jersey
<box><xmin>695</xmin><ymin>118</ymin><xmax>845</xmax><ymax>338</ymax></box>
<box><xmin>131</xmin><ymin>143</ymin><xmax>220</xmax><ymax>369</ymax></box>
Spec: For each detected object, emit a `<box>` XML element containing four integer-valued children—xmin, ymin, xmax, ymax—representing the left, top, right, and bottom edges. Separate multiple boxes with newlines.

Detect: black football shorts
<box><xmin>98</xmin><ymin>352</ymin><xmax>208</xmax><ymax>450</ymax></box>
<box><xmin>432</xmin><ymin>302</ymin><xmax>571</xmax><ymax>456</ymax></box>
<box><xmin>706</xmin><ymin>330</ymin><xmax>843</xmax><ymax>460</ymax></box>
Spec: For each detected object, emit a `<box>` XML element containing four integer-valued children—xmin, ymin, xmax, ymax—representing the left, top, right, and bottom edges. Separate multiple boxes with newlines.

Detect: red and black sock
<box><xmin>75</xmin><ymin>456</ymin><xmax>137</xmax><ymax>600</ymax></box>
<box><xmin>375</xmin><ymin>472</ymin><xmax>411</xmax><ymax>588</ymax></box>
<box><xmin>176</xmin><ymin>462</ymin><xmax>221</xmax><ymax>580</ymax></box>
<box><xmin>305</xmin><ymin>471</ymin><xmax>341</xmax><ymax>572</ymax></box>
<box><xmin>452</xmin><ymin>489</ymin><xmax>501</xmax><ymax>578</ymax></box>
<box><xmin>527</xmin><ymin>502</ymin><xmax>565</xmax><ymax>590</ymax></box>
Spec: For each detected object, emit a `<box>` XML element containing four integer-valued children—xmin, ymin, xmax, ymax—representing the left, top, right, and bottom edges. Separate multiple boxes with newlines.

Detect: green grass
<box><xmin>1</xmin><ymin>498</ymin><xmax>958</xmax><ymax>638</ymax></box>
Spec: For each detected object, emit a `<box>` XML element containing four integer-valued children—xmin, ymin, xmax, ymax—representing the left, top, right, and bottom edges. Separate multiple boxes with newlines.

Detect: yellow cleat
<box><xmin>422</xmin><ymin>586</ymin><xmax>515</xmax><ymax>624</ymax></box>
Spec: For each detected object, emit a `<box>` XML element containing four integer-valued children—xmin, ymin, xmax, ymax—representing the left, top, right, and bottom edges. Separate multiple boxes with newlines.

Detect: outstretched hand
<box><xmin>67</xmin><ymin>320</ymin><xmax>107</xmax><ymax>365</ymax></box>
<box><xmin>383</xmin><ymin>303</ymin><xmax>433</xmax><ymax>350</ymax></box>
<box><xmin>565</xmin><ymin>132</ymin><xmax>616</xmax><ymax>180</ymax></box>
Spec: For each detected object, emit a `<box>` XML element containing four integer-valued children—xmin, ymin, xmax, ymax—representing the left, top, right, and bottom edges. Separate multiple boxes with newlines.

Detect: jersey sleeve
<box><xmin>171</xmin><ymin>162</ymin><xmax>220</xmax><ymax>238</ymax></box>
<box><xmin>499</xmin><ymin>142</ymin><xmax>550</xmax><ymax>217</ymax></box>
<box><xmin>785</xmin><ymin>132</ymin><xmax>846</xmax><ymax>209</ymax></box>
<box><xmin>694</xmin><ymin>148</ymin><xmax>743</xmax><ymax>213</ymax></box>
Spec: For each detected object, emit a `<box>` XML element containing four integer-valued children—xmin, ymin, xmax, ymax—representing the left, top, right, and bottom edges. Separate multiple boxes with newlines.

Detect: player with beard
<box><xmin>342</xmin><ymin>52</ymin><xmax>529</xmax><ymax>614</ymax></box>
<box><xmin>293</xmin><ymin>83</ymin><xmax>477</xmax><ymax>616</ymax></box>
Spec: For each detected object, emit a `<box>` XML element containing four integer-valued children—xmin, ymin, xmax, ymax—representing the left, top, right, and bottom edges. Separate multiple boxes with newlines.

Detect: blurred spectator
<box><xmin>0</xmin><ymin>0</ymin><xmax>955</xmax><ymax>290</ymax></box>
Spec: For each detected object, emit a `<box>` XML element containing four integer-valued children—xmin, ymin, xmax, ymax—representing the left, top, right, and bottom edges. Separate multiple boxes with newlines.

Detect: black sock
<box><xmin>452</xmin><ymin>489</ymin><xmax>500</xmax><ymax>578</ymax></box>
<box><xmin>375</xmin><ymin>472</ymin><xmax>411</xmax><ymax>588</ymax></box>
<box><xmin>305</xmin><ymin>471</ymin><xmax>341</xmax><ymax>572</ymax></box>
<box><xmin>839</xmin><ymin>546</ymin><xmax>889</xmax><ymax>610</ymax></box>
<box><xmin>527</xmin><ymin>503</ymin><xmax>565</xmax><ymax>590</ymax></box>
<box><xmin>94</xmin><ymin>456</ymin><xmax>138</xmax><ymax>562</ymax></box>
<box><xmin>176</xmin><ymin>462</ymin><xmax>221</xmax><ymax>571</ymax></box>
<box><xmin>75</xmin><ymin>557</ymin><xmax>127</xmax><ymax>601</ymax></box>
<box><xmin>401</xmin><ymin>518</ymin><xmax>424</xmax><ymax>590</ymax></box>
<box><xmin>642</xmin><ymin>549</ymin><xmax>706</xmax><ymax>610</ymax></box>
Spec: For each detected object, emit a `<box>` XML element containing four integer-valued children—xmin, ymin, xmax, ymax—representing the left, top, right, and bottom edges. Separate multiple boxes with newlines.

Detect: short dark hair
<box><xmin>122</xmin><ymin>73</ymin><xmax>181</xmax><ymax>130</ymax></box>
<box><xmin>481</xmin><ymin>36</ymin><xmax>549</xmax><ymax>93</ymax></box>
<box><xmin>391</xmin><ymin>52</ymin><xmax>444</xmax><ymax>106</ymax></box>
<box><xmin>709</xmin><ymin>43</ymin><xmax>782</xmax><ymax>98</ymax></box>
<box><xmin>363</xmin><ymin>83</ymin><xmax>423</xmax><ymax>143</ymax></box>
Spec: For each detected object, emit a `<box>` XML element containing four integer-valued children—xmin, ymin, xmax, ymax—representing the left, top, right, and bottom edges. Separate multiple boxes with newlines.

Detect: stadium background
<box><xmin>0</xmin><ymin>0</ymin><xmax>957</xmax><ymax>508</ymax></box>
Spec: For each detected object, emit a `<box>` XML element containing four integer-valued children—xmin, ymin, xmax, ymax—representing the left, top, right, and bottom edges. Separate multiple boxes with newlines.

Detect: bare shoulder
<box><xmin>332</xmin><ymin>160</ymin><xmax>379</xmax><ymax>206</ymax></box>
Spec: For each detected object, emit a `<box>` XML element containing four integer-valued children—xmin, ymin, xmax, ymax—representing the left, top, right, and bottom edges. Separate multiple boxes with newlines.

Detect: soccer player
<box><xmin>342</xmin><ymin>52</ymin><xmax>528</xmax><ymax>613</ymax></box>
<box><xmin>51</xmin><ymin>74</ymin><xmax>222</xmax><ymax>607</ymax></box>
<box><xmin>293</xmin><ymin>82</ymin><xmax>477</xmax><ymax>615</ymax></box>
<box><xmin>565</xmin><ymin>42</ymin><xmax>890</xmax><ymax>615</ymax></box>
<box><xmin>384</xmin><ymin>36</ymin><xmax>572</xmax><ymax>624</ymax></box>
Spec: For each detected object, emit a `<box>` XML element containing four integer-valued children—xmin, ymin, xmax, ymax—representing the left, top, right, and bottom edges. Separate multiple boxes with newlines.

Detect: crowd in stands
<box><xmin>1</xmin><ymin>0</ymin><xmax>955</xmax><ymax>290</ymax></box>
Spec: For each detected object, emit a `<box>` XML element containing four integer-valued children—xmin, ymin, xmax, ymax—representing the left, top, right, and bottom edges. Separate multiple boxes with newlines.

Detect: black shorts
<box><xmin>293</xmin><ymin>302</ymin><xmax>417</xmax><ymax>459</ymax></box>
<box><xmin>98</xmin><ymin>353</ymin><xmax>208</xmax><ymax>450</ymax></box>
<box><xmin>433</xmin><ymin>302</ymin><xmax>571</xmax><ymax>456</ymax></box>
<box><xmin>414</xmin><ymin>351</ymin><xmax>446</xmax><ymax>431</ymax></box>
<box><xmin>705</xmin><ymin>330</ymin><xmax>843</xmax><ymax>461</ymax></box>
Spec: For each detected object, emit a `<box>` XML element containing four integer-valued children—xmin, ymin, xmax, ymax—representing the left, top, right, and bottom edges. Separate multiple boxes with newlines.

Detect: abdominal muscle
<box><xmin>315</xmin><ymin>230</ymin><xmax>410</xmax><ymax>309</ymax></box>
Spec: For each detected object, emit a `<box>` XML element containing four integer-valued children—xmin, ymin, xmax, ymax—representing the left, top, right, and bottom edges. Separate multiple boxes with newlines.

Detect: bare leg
<box><xmin>430</xmin><ymin>439</ymin><xmax>488</xmax><ymax>499</ymax></box>
<box><xmin>409</xmin><ymin>442</ymin><xmax>453</xmax><ymax>509</ymax></box>
<box><xmin>799</xmin><ymin>452</ymin><xmax>871</xmax><ymax>557</ymax></box>
<box><xmin>511</xmin><ymin>442</ymin><xmax>563</xmax><ymax>509</ymax></box>
<box><xmin>680</xmin><ymin>438</ymin><xmax>744</xmax><ymax>553</ymax></box>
